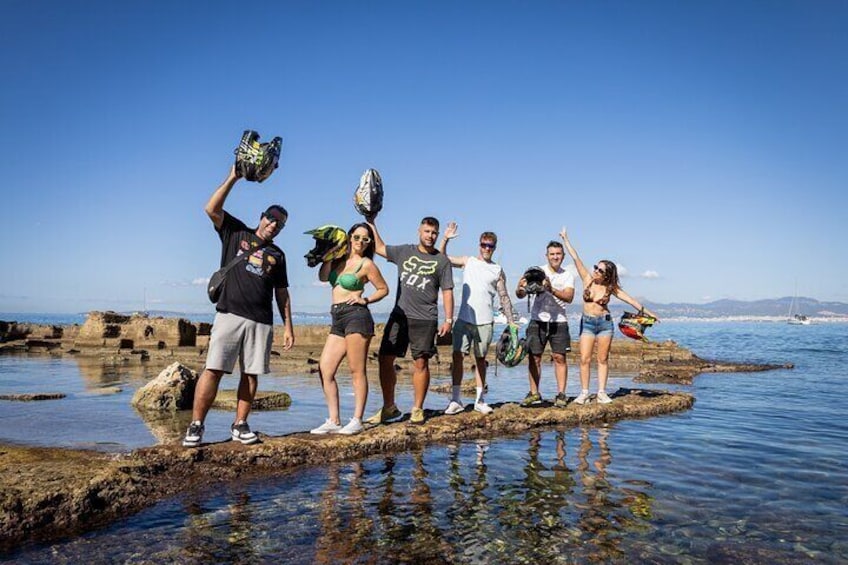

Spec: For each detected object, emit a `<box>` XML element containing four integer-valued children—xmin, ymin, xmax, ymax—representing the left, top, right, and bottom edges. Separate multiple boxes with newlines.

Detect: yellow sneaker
<box><xmin>410</xmin><ymin>407</ymin><xmax>425</xmax><ymax>425</ymax></box>
<box><xmin>364</xmin><ymin>404</ymin><xmax>402</xmax><ymax>425</ymax></box>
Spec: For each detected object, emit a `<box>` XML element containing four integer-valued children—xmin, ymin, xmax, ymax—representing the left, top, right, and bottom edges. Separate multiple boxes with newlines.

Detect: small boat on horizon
<box><xmin>787</xmin><ymin>286</ymin><xmax>811</xmax><ymax>325</ymax></box>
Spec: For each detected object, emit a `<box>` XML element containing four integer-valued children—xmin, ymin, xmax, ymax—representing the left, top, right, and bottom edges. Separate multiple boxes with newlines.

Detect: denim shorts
<box><xmin>330</xmin><ymin>303</ymin><xmax>375</xmax><ymax>337</ymax></box>
<box><xmin>579</xmin><ymin>313</ymin><xmax>614</xmax><ymax>337</ymax></box>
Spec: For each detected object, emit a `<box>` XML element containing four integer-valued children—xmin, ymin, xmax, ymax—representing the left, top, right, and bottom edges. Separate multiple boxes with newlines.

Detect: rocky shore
<box><xmin>0</xmin><ymin>312</ymin><xmax>792</xmax><ymax>550</ymax></box>
<box><xmin>0</xmin><ymin>312</ymin><xmax>792</xmax><ymax>385</ymax></box>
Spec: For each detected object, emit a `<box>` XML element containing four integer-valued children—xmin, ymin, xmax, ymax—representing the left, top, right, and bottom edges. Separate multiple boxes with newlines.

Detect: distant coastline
<box><xmin>2</xmin><ymin>311</ymin><xmax>847</xmax><ymax>326</ymax></box>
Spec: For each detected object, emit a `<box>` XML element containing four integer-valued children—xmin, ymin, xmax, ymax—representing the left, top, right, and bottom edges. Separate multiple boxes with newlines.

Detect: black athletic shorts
<box><xmin>379</xmin><ymin>310</ymin><xmax>438</xmax><ymax>360</ymax></box>
<box><xmin>330</xmin><ymin>303</ymin><xmax>375</xmax><ymax>337</ymax></box>
<box><xmin>526</xmin><ymin>320</ymin><xmax>571</xmax><ymax>355</ymax></box>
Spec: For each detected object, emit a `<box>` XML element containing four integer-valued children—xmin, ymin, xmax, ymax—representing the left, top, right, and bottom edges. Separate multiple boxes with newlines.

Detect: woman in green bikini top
<box><xmin>328</xmin><ymin>261</ymin><xmax>367</xmax><ymax>292</ymax></box>
<box><xmin>312</xmin><ymin>223</ymin><xmax>389</xmax><ymax>436</ymax></box>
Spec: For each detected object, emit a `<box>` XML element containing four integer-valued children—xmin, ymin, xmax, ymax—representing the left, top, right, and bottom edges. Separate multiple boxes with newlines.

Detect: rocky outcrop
<box><xmin>131</xmin><ymin>362</ymin><xmax>198</xmax><ymax>411</ymax></box>
<box><xmin>75</xmin><ymin>311</ymin><xmax>196</xmax><ymax>350</ymax></box>
<box><xmin>0</xmin><ymin>393</ymin><xmax>66</xmax><ymax>401</ymax></box>
<box><xmin>0</xmin><ymin>321</ymin><xmax>68</xmax><ymax>343</ymax></box>
<box><xmin>0</xmin><ymin>387</ymin><xmax>693</xmax><ymax>550</ymax></box>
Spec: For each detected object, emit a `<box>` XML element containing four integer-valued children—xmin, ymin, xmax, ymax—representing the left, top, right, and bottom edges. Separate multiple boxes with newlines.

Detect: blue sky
<box><xmin>1</xmin><ymin>0</ymin><xmax>846</xmax><ymax>315</ymax></box>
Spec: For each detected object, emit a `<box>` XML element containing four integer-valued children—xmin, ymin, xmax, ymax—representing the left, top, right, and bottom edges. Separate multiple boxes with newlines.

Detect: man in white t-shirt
<box><xmin>516</xmin><ymin>240</ymin><xmax>575</xmax><ymax>408</ymax></box>
<box><xmin>439</xmin><ymin>222</ymin><xmax>518</xmax><ymax>415</ymax></box>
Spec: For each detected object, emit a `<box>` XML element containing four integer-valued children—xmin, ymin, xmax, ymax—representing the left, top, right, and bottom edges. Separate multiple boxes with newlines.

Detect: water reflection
<box><xmin>178</xmin><ymin>493</ymin><xmax>260</xmax><ymax>563</ymax></box>
<box><xmin>74</xmin><ymin>357</ymin><xmax>154</xmax><ymax>389</ymax></box>
<box><xmin>6</xmin><ymin>428</ymin><xmax>659</xmax><ymax>564</ymax></box>
<box><xmin>134</xmin><ymin>406</ymin><xmax>194</xmax><ymax>444</ymax></box>
<box><xmin>305</xmin><ymin>427</ymin><xmax>654</xmax><ymax>563</ymax></box>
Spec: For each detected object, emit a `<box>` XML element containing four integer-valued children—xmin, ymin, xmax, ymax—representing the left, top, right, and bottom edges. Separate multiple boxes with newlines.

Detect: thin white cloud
<box><xmin>616</xmin><ymin>264</ymin><xmax>630</xmax><ymax>277</ymax></box>
<box><xmin>640</xmin><ymin>270</ymin><xmax>660</xmax><ymax>279</ymax></box>
<box><xmin>191</xmin><ymin>277</ymin><xmax>209</xmax><ymax>286</ymax></box>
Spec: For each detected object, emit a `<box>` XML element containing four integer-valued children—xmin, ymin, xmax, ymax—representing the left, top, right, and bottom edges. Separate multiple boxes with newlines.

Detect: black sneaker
<box><xmin>231</xmin><ymin>420</ymin><xmax>259</xmax><ymax>445</ymax></box>
<box><xmin>554</xmin><ymin>393</ymin><xmax>569</xmax><ymax>408</ymax></box>
<box><xmin>182</xmin><ymin>421</ymin><xmax>204</xmax><ymax>448</ymax></box>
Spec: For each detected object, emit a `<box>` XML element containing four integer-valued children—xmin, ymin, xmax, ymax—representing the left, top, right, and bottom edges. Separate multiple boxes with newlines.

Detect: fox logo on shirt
<box><xmin>402</xmin><ymin>256</ymin><xmax>437</xmax><ymax>275</ymax></box>
<box><xmin>401</xmin><ymin>256</ymin><xmax>438</xmax><ymax>290</ymax></box>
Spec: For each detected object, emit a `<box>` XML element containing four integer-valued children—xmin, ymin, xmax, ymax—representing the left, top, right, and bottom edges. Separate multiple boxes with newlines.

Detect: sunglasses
<box><xmin>480</xmin><ymin>242</ymin><xmax>496</xmax><ymax>249</ymax></box>
<box><xmin>263</xmin><ymin>213</ymin><xmax>286</xmax><ymax>227</ymax></box>
<box><xmin>593</xmin><ymin>264</ymin><xmax>607</xmax><ymax>274</ymax></box>
<box><xmin>351</xmin><ymin>234</ymin><xmax>372</xmax><ymax>243</ymax></box>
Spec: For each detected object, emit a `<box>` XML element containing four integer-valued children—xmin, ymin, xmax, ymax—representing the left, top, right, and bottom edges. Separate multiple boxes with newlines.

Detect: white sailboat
<box><xmin>787</xmin><ymin>287</ymin><xmax>811</xmax><ymax>325</ymax></box>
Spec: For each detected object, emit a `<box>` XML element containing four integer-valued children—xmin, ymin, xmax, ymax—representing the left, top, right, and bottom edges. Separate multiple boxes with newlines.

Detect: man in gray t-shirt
<box><xmin>365</xmin><ymin>214</ymin><xmax>454</xmax><ymax>425</ymax></box>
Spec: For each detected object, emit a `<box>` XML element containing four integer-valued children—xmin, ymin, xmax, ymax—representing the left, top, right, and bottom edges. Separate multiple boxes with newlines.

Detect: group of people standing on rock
<box><xmin>182</xmin><ymin>162</ymin><xmax>658</xmax><ymax>448</ymax></box>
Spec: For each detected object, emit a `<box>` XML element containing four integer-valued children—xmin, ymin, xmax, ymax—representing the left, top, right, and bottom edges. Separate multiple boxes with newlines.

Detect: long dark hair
<box><xmin>597</xmin><ymin>259</ymin><xmax>621</xmax><ymax>292</ymax></box>
<box><xmin>348</xmin><ymin>223</ymin><xmax>375</xmax><ymax>259</ymax></box>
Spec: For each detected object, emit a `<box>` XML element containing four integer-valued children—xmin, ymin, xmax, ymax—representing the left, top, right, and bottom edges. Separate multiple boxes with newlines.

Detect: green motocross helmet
<box><xmin>495</xmin><ymin>325</ymin><xmax>528</xmax><ymax>367</ymax></box>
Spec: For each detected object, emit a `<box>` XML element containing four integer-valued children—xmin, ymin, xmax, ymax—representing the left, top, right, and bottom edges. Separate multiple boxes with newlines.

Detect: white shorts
<box><xmin>205</xmin><ymin>312</ymin><xmax>273</xmax><ymax>375</ymax></box>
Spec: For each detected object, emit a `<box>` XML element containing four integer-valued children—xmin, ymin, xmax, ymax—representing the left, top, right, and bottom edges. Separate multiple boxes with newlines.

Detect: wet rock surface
<box><xmin>211</xmin><ymin>389</ymin><xmax>292</xmax><ymax>410</ymax></box>
<box><xmin>0</xmin><ymin>313</ymin><xmax>792</xmax><ymax>549</ymax></box>
<box><xmin>130</xmin><ymin>361</ymin><xmax>198</xmax><ymax>411</ymax></box>
<box><xmin>0</xmin><ymin>388</ymin><xmax>692</xmax><ymax>550</ymax></box>
<box><xmin>0</xmin><ymin>393</ymin><xmax>66</xmax><ymax>401</ymax></box>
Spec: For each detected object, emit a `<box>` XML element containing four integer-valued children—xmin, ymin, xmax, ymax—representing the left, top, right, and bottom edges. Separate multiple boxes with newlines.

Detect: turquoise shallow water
<box><xmin>2</xmin><ymin>322</ymin><xmax>848</xmax><ymax>563</ymax></box>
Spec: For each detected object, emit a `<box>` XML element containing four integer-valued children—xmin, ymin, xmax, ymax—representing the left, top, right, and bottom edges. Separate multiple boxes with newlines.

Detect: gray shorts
<box><xmin>452</xmin><ymin>319</ymin><xmax>494</xmax><ymax>358</ymax></box>
<box><xmin>205</xmin><ymin>312</ymin><xmax>273</xmax><ymax>375</ymax></box>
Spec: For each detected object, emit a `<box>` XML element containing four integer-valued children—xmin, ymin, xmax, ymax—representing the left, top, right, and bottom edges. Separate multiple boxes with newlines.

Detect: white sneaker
<box><xmin>596</xmin><ymin>391</ymin><xmax>613</xmax><ymax>404</ymax></box>
<box><xmin>310</xmin><ymin>419</ymin><xmax>342</xmax><ymax>434</ymax></box>
<box><xmin>337</xmin><ymin>418</ymin><xmax>364</xmax><ymax>435</ymax></box>
<box><xmin>574</xmin><ymin>391</ymin><xmax>591</xmax><ymax>405</ymax></box>
<box><xmin>444</xmin><ymin>401</ymin><xmax>464</xmax><ymax>415</ymax></box>
<box><xmin>474</xmin><ymin>401</ymin><xmax>493</xmax><ymax>415</ymax></box>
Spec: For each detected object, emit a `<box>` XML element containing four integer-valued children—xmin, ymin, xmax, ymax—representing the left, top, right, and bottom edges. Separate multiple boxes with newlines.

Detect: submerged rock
<box><xmin>211</xmin><ymin>390</ymin><xmax>292</xmax><ymax>410</ymax></box>
<box><xmin>131</xmin><ymin>362</ymin><xmax>197</xmax><ymax>411</ymax></box>
<box><xmin>0</xmin><ymin>393</ymin><xmax>66</xmax><ymax>401</ymax></box>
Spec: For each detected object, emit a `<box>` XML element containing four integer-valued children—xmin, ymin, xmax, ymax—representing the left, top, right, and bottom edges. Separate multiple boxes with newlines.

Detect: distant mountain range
<box><xmin>66</xmin><ymin>299</ymin><xmax>848</xmax><ymax>320</ymax></box>
<box><xmin>642</xmin><ymin>297</ymin><xmax>848</xmax><ymax>318</ymax></box>
<box><xmin>4</xmin><ymin>296</ymin><xmax>848</xmax><ymax>325</ymax></box>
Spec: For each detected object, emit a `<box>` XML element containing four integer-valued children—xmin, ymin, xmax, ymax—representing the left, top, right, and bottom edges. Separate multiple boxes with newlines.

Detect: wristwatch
<box><xmin>445</xmin><ymin>318</ymin><xmax>453</xmax><ymax>324</ymax></box>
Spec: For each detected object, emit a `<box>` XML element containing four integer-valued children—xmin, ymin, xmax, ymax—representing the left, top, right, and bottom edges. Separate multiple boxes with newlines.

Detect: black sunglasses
<box><xmin>593</xmin><ymin>264</ymin><xmax>606</xmax><ymax>274</ymax></box>
<box><xmin>264</xmin><ymin>213</ymin><xmax>286</xmax><ymax>227</ymax></box>
<box><xmin>480</xmin><ymin>242</ymin><xmax>496</xmax><ymax>249</ymax></box>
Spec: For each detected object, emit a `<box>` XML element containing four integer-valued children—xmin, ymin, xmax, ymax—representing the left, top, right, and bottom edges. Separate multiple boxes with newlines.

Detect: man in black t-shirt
<box><xmin>183</xmin><ymin>165</ymin><xmax>295</xmax><ymax>448</ymax></box>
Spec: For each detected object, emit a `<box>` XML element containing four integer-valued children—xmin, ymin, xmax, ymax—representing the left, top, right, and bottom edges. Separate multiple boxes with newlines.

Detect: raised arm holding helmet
<box><xmin>559</xmin><ymin>227</ymin><xmax>658</xmax><ymax>407</ymax></box>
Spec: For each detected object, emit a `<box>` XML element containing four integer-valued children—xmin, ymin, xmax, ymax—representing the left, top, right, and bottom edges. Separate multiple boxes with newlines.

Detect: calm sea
<box><xmin>1</xmin><ymin>321</ymin><xmax>847</xmax><ymax>563</ymax></box>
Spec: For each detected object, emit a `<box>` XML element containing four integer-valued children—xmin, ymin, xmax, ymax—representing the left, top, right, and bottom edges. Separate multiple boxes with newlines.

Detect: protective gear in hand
<box><xmin>495</xmin><ymin>325</ymin><xmax>528</xmax><ymax>367</ymax></box>
<box><xmin>618</xmin><ymin>311</ymin><xmax>657</xmax><ymax>341</ymax></box>
<box><xmin>353</xmin><ymin>168</ymin><xmax>383</xmax><ymax>216</ymax></box>
<box><xmin>234</xmin><ymin>130</ymin><xmax>282</xmax><ymax>183</ymax></box>
<box><xmin>522</xmin><ymin>267</ymin><xmax>547</xmax><ymax>295</ymax></box>
<box><xmin>304</xmin><ymin>225</ymin><xmax>348</xmax><ymax>267</ymax></box>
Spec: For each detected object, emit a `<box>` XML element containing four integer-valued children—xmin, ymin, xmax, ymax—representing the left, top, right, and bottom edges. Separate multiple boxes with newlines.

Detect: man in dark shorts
<box><xmin>365</xmin><ymin>214</ymin><xmax>454</xmax><ymax>425</ymax></box>
<box><xmin>182</xmin><ymin>164</ymin><xmax>295</xmax><ymax>448</ymax></box>
<box><xmin>515</xmin><ymin>240</ymin><xmax>575</xmax><ymax>408</ymax></box>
